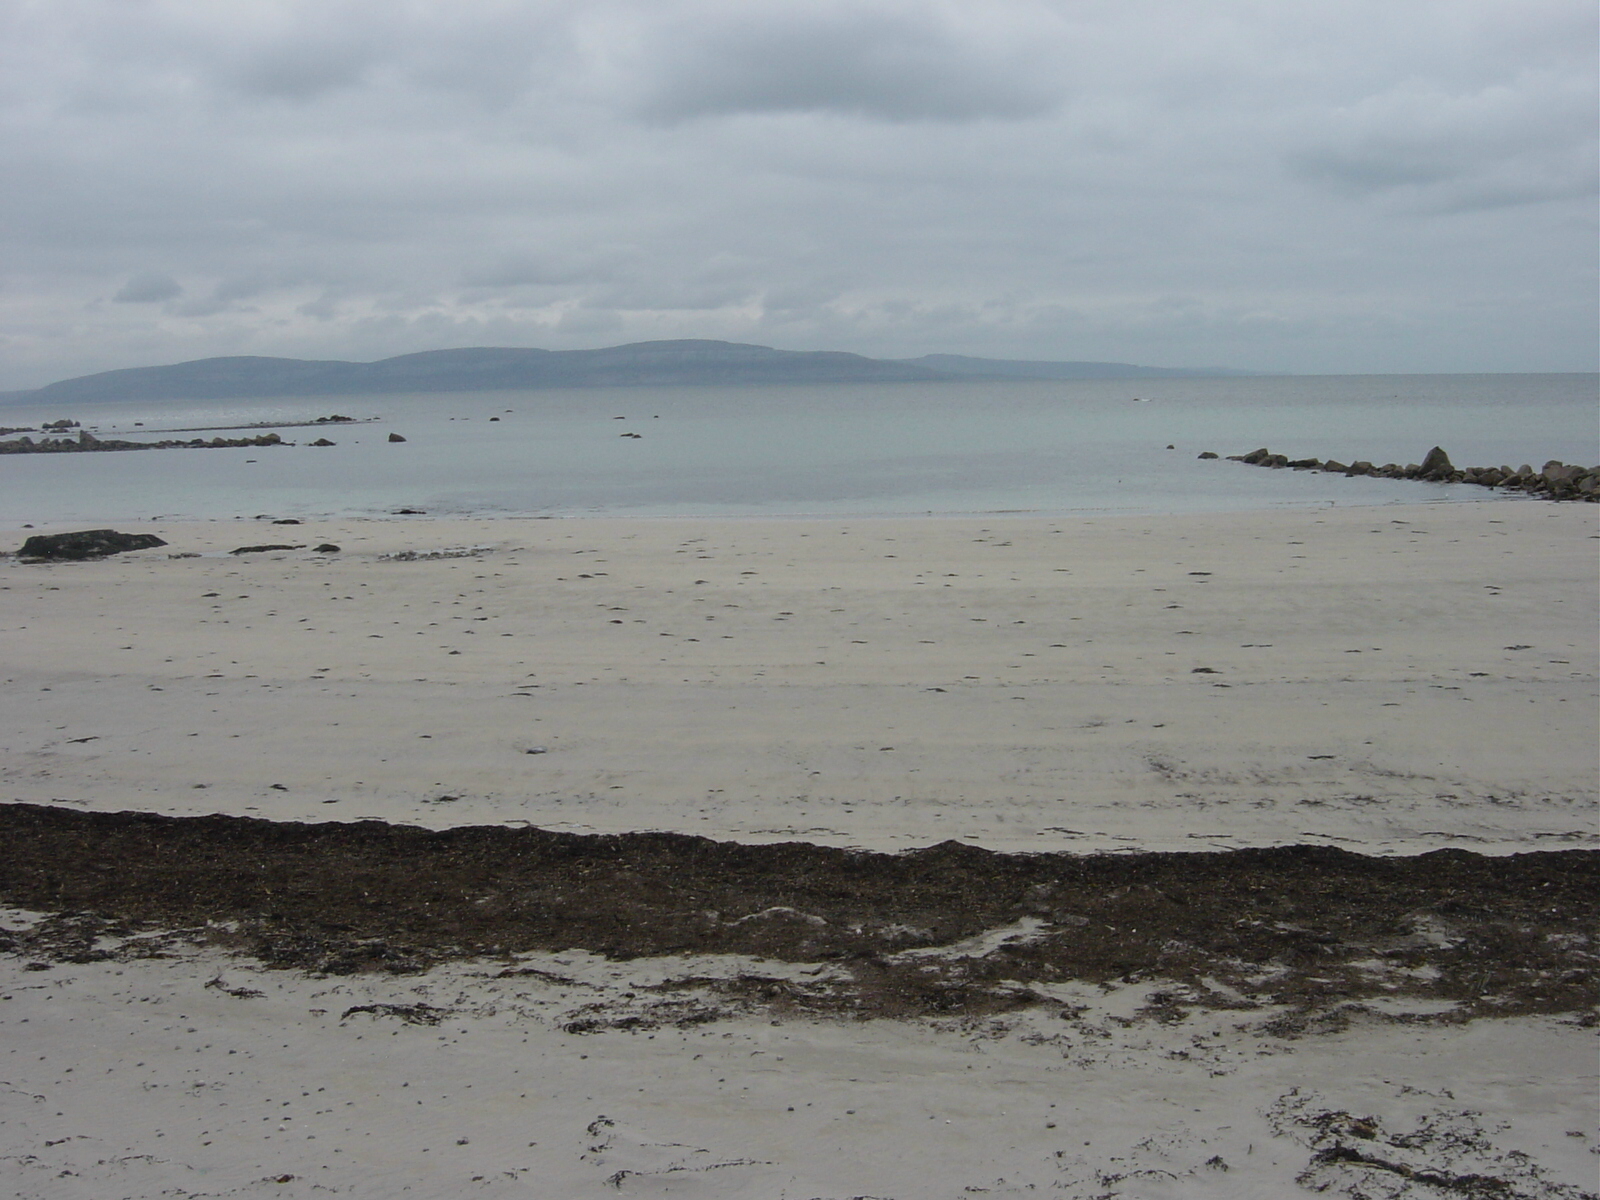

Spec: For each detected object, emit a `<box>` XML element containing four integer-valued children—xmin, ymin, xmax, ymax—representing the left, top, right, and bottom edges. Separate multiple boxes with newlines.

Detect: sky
<box><xmin>1</xmin><ymin>0</ymin><xmax>1596</xmax><ymax>389</ymax></box>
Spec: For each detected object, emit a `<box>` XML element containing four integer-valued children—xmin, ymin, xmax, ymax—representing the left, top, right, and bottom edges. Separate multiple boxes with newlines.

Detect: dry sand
<box><xmin>2</xmin><ymin>499</ymin><xmax>1596</xmax><ymax>1198</ymax></box>
<box><xmin>3</xmin><ymin>500</ymin><xmax>1595</xmax><ymax>852</ymax></box>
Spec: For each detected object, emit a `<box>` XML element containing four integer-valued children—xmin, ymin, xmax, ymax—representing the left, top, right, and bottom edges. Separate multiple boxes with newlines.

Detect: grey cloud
<box><xmin>628</xmin><ymin>5</ymin><xmax>1061</xmax><ymax>123</ymax></box>
<box><xmin>1287</xmin><ymin>75</ymin><xmax>1598</xmax><ymax>211</ymax></box>
<box><xmin>461</xmin><ymin>250</ymin><xmax>635</xmax><ymax>288</ymax></box>
<box><xmin>591</xmin><ymin>280</ymin><xmax>758</xmax><ymax>312</ymax></box>
<box><xmin>113</xmin><ymin>273</ymin><xmax>183</xmax><ymax>303</ymax></box>
<box><xmin>0</xmin><ymin>1</ymin><xmax>1593</xmax><ymax>387</ymax></box>
<box><xmin>553</xmin><ymin>305</ymin><xmax>626</xmax><ymax>335</ymax></box>
<box><xmin>228</xmin><ymin>39</ymin><xmax>379</xmax><ymax>101</ymax></box>
<box><xmin>297</xmin><ymin>292</ymin><xmax>351</xmax><ymax>321</ymax></box>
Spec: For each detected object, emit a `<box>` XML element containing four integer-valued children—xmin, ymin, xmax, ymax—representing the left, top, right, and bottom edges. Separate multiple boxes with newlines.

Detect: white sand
<box><xmin>3</xmin><ymin>500</ymin><xmax>1595</xmax><ymax>852</ymax></box>
<box><xmin>2</xmin><ymin>917</ymin><xmax>1595</xmax><ymax>1199</ymax></box>
<box><xmin>3</xmin><ymin>500</ymin><xmax>1596</xmax><ymax>1198</ymax></box>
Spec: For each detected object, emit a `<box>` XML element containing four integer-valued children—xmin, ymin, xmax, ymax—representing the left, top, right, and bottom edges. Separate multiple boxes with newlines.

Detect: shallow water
<box><xmin>1</xmin><ymin>374</ymin><xmax>1594</xmax><ymax>522</ymax></box>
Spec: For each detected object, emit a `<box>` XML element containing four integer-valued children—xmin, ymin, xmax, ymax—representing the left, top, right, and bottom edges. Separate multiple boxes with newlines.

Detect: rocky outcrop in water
<box><xmin>1223</xmin><ymin>447</ymin><xmax>1599</xmax><ymax>501</ymax></box>
<box><xmin>17</xmin><ymin>529</ymin><xmax>168</xmax><ymax>560</ymax></box>
<box><xmin>0</xmin><ymin>430</ymin><xmax>286</xmax><ymax>454</ymax></box>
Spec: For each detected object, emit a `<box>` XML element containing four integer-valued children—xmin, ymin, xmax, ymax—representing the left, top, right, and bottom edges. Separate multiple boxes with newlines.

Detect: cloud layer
<box><xmin>1</xmin><ymin>0</ymin><xmax>1594</xmax><ymax>386</ymax></box>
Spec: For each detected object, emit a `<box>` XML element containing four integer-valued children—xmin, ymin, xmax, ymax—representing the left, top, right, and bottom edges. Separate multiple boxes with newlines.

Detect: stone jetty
<box><xmin>1221</xmin><ymin>446</ymin><xmax>1599</xmax><ymax>502</ymax></box>
<box><xmin>0</xmin><ymin>430</ymin><xmax>287</xmax><ymax>454</ymax></box>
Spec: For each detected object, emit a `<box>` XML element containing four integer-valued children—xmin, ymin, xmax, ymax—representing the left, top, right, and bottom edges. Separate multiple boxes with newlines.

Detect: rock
<box><xmin>272</xmin><ymin>518</ymin><xmax>302</xmax><ymax>525</ymax></box>
<box><xmin>17</xmin><ymin>529</ymin><xmax>168</xmax><ymax>561</ymax></box>
<box><xmin>1418</xmin><ymin>446</ymin><xmax>1453</xmax><ymax>479</ymax></box>
<box><xmin>309</xmin><ymin>438</ymin><xmax>336</xmax><ymax>447</ymax></box>
<box><xmin>313</xmin><ymin>544</ymin><xmax>341</xmax><ymax>553</ymax></box>
<box><xmin>1239</xmin><ymin>448</ymin><xmax>1270</xmax><ymax>464</ymax></box>
<box><xmin>1347</xmin><ymin>461</ymin><xmax>1373</xmax><ymax>475</ymax></box>
<box><xmin>229</xmin><ymin>543</ymin><xmax>305</xmax><ymax>555</ymax></box>
<box><xmin>388</xmin><ymin>433</ymin><xmax>407</xmax><ymax>443</ymax></box>
<box><xmin>1321</xmin><ymin>460</ymin><xmax>1346</xmax><ymax>472</ymax></box>
<box><xmin>1197</xmin><ymin>451</ymin><xmax>1218</xmax><ymax>459</ymax></box>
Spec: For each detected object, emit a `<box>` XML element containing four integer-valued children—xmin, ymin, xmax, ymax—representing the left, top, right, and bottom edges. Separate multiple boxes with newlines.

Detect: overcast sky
<box><xmin>2</xmin><ymin>0</ymin><xmax>1595</xmax><ymax>388</ymax></box>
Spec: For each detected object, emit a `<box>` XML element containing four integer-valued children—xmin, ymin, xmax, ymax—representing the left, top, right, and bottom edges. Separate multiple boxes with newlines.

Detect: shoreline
<box><xmin>0</xmin><ymin>486</ymin><xmax>1542</xmax><ymax>529</ymax></box>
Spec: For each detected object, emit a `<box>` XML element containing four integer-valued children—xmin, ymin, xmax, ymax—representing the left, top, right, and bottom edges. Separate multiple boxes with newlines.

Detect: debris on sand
<box><xmin>0</xmin><ymin>803</ymin><xmax>1593</xmax><ymax>1024</ymax></box>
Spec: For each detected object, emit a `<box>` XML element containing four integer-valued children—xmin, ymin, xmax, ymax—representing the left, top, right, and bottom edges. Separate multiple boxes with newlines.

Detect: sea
<box><xmin>1</xmin><ymin>374</ymin><xmax>1594</xmax><ymax>524</ymax></box>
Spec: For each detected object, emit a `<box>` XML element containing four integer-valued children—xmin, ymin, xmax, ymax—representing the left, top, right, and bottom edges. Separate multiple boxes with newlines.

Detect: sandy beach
<box><xmin>4</xmin><ymin>500</ymin><xmax>1595</xmax><ymax>852</ymax></box>
<box><xmin>2</xmin><ymin>499</ymin><xmax>1596</xmax><ymax>1198</ymax></box>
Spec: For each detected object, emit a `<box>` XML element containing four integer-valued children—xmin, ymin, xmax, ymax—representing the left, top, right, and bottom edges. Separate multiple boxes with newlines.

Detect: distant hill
<box><xmin>1</xmin><ymin>340</ymin><xmax>1261</xmax><ymax>404</ymax></box>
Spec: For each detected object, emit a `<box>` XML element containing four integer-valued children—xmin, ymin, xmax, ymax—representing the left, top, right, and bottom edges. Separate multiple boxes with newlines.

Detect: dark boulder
<box><xmin>18</xmin><ymin>529</ymin><xmax>167</xmax><ymax>561</ymax></box>
<box><xmin>313</xmin><ymin>544</ymin><xmax>341</xmax><ymax>554</ymax></box>
<box><xmin>1197</xmin><ymin>451</ymin><xmax>1218</xmax><ymax>459</ymax></box>
<box><xmin>1418</xmin><ymin>446</ymin><xmax>1453</xmax><ymax>479</ymax></box>
<box><xmin>309</xmin><ymin>438</ymin><xmax>336</xmax><ymax>447</ymax></box>
<box><xmin>229</xmin><ymin>543</ymin><xmax>305</xmax><ymax>555</ymax></box>
<box><xmin>387</xmin><ymin>433</ymin><xmax>407</xmax><ymax>443</ymax></box>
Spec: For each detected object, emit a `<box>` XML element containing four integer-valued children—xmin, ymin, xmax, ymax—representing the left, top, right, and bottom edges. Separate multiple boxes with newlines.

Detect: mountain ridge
<box><xmin>2</xmin><ymin>340</ymin><xmax>1265</xmax><ymax>404</ymax></box>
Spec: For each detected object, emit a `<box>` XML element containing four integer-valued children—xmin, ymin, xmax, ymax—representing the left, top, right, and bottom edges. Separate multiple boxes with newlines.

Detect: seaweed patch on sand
<box><xmin>2</xmin><ymin>802</ymin><xmax>1594</xmax><ymax>1026</ymax></box>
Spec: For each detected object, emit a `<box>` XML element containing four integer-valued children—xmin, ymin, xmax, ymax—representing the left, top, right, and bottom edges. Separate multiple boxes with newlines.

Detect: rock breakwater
<box><xmin>0</xmin><ymin>430</ymin><xmax>287</xmax><ymax>454</ymax></box>
<box><xmin>1223</xmin><ymin>446</ymin><xmax>1599</xmax><ymax>501</ymax></box>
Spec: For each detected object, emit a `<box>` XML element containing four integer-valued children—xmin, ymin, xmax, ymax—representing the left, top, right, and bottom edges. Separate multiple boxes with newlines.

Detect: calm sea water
<box><xmin>1</xmin><ymin>374</ymin><xmax>1594</xmax><ymax>523</ymax></box>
